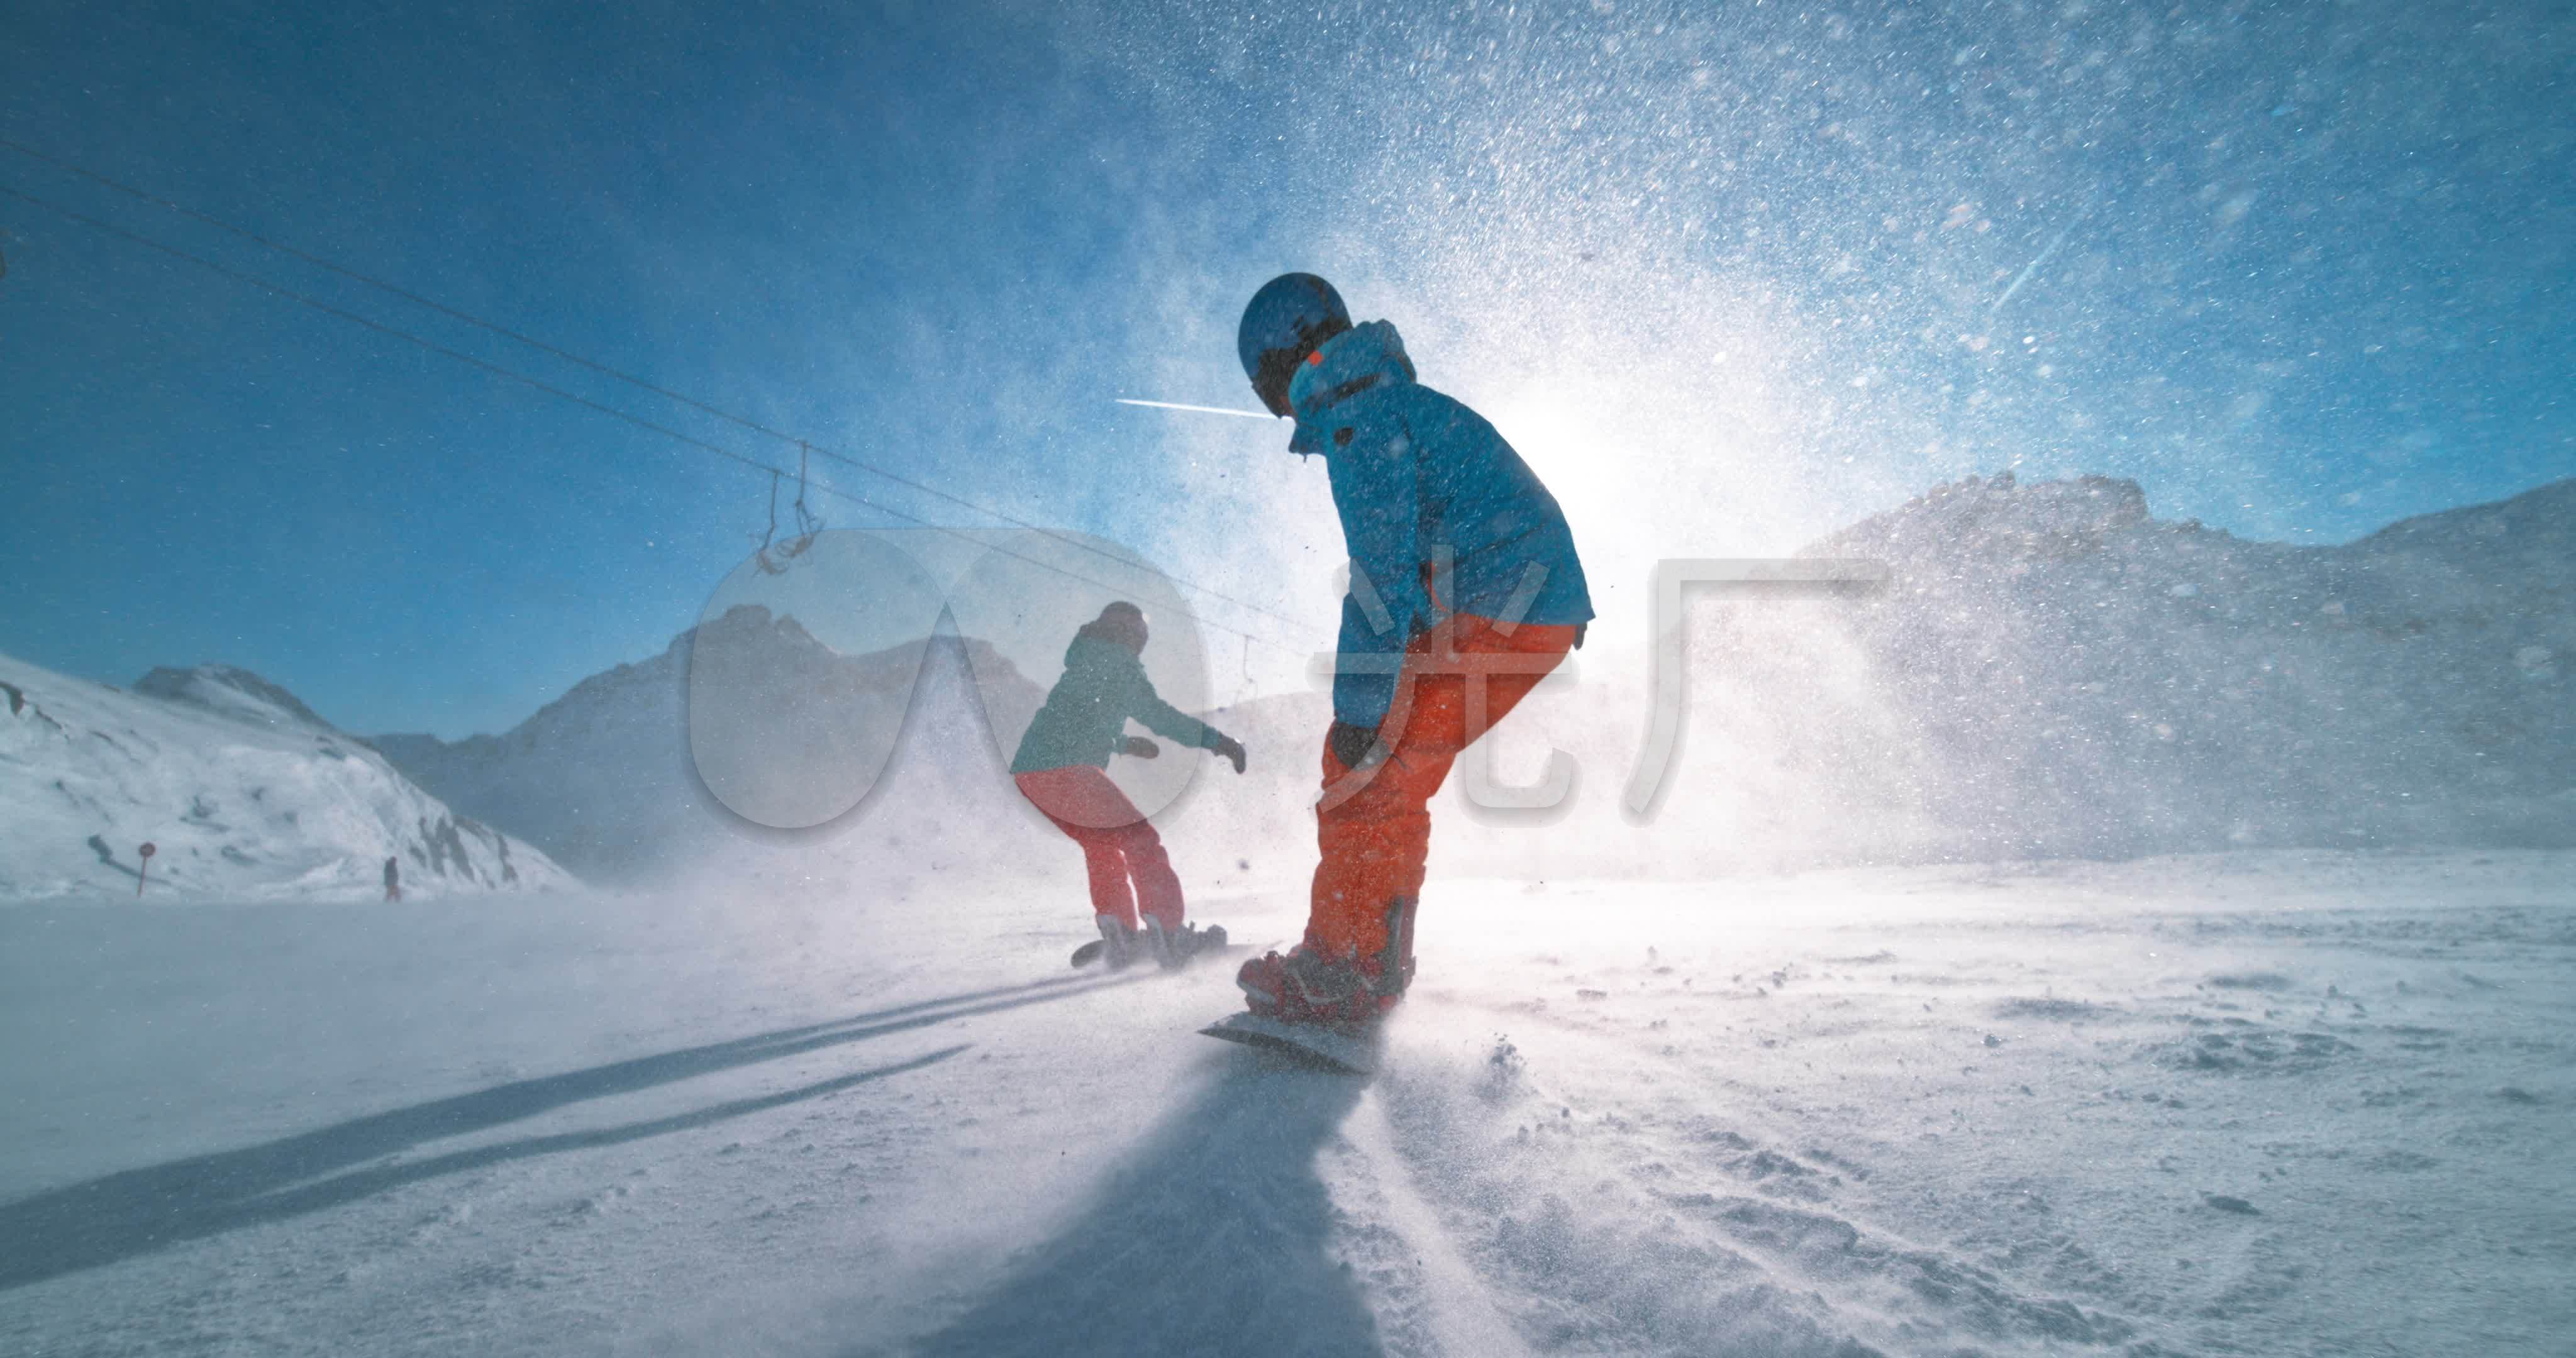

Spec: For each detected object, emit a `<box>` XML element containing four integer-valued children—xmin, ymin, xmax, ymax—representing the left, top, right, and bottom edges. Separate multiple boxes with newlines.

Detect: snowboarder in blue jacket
<box><xmin>1230</xmin><ymin>273</ymin><xmax>1593</xmax><ymax>1024</ymax></box>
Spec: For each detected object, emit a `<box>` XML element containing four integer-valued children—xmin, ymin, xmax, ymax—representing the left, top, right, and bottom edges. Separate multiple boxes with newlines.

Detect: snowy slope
<box><xmin>0</xmin><ymin>651</ymin><xmax>572</xmax><ymax>900</ymax></box>
<box><xmin>374</xmin><ymin>605</ymin><xmax>1058</xmax><ymax>893</ymax></box>
<box><xmin>0</xmin><ymin>852</ymin><xmax>2565</xmax><ymax>1355</ymax></box>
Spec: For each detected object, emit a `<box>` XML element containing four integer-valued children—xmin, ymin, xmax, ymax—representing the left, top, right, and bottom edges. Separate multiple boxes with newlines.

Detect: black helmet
<box><xmin>1236</xmin><ymin>273</ymin><xmax>1351</xmax><ymax>417</ymax></box>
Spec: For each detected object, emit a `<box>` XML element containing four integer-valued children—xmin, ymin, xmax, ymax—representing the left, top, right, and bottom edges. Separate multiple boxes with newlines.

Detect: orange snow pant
<box><xmin>1306</xmin><ymin>614</ymin><xmax>1579</xmax><ymax>961</ymax></box>
<box><xmin>1015</xmin><ymin>765</ymin><xmax>1185</xmax><ymax>932</ymax></box>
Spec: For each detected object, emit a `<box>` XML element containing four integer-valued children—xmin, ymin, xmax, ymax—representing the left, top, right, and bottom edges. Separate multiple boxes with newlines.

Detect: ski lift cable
<box><xmin>0</xmin><ymin>135</ymin><xmax>1313</xmax><ymax>639</ymax></box>
<box><xmin>0</xmin><ymin>181</ymin><xmax>1302</xmax><ymax>653</ymax></box>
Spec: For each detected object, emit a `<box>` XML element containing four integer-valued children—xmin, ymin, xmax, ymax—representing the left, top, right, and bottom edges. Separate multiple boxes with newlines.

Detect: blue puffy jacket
<box><xmin>1286</xmin><ymin>320</ymin><xmax>1593</xmax><ymax>726</ymax></box>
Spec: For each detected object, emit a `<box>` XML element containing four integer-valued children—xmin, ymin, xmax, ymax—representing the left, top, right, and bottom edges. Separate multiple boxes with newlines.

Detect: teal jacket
<box><xmin>1010</xmin><ymin>628</ymin><xmax>1225</xmax><ymax>774</ymax></box>
<box><xmin>1288</xmin><ymin>320</ymin><xmax>1594</xmax><ymax>726</ymax></box>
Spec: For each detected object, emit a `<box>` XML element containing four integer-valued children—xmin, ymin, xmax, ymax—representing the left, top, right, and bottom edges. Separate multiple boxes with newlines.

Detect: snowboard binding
<box><xmin>1070</xmin><ymin>917</ymin><xmax>1229</xmax><ymax>970</ymax></box>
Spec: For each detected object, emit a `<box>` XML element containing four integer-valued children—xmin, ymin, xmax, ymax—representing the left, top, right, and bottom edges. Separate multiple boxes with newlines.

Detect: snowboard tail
<box><xmin>1199</xmin><ymin>1011</ymin><xmax>1380</xmax><ymax>1075</ymax></box>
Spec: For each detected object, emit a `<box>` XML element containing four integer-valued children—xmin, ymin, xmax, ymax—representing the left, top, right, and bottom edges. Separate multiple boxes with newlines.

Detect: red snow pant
<box><xmin>1307</xmin><ymin>614</ymin><xmax>1579</xmax><ymax>962</ymax></box>
<box><xmin>1014</xmin><ymin>764</ymin><xmax>1185</xmax><ymax>932</ymax></box>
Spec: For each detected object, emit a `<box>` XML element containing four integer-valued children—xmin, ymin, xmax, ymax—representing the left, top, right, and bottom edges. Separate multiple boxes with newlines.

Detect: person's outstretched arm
<box><xmin>1121</xmin><ymin>654</ymin><xmax>1245</xmax><ymax>771</ymax></box>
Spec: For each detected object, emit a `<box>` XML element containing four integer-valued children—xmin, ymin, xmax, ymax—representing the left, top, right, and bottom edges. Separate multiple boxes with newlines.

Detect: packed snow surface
<box><xmin>2</xmin><ymin>851</ymin><xmax>2567</xmax><ymax>1355</ymax></box>
<box><xmin>0</xmin><ymin>652</ymin><xmax>572</xmax><ymax>900</ymax></box>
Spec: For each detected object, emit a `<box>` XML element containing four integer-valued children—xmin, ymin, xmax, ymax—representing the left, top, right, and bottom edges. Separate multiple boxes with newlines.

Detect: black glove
<box><xmin>1121</xmin><ymin>736</ymin><xmax>1160</xmax><ymax>759</ymax></box>
<box><xmin>1208</xmin><ymin>732</ymin><xmax>1247</xmax><ymax>775</ymax></box>
<box><xmin>1326</xmin><ymin>720</ymin><xmax>1385</xmax><ymax>771</ymax></box>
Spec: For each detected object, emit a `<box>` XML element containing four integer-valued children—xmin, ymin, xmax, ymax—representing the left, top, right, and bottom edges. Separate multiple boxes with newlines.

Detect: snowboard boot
<box><xmin>1236</xmin><ymin>896</ymin><xmax>1416</xmax><ymax>1024</ymax></box>
<box><xmin>1094</xmin><ymin>913</ymin><xmax>1142</xmax><ymax>971</ymax></box>
<box><xmin>1235</xmin><ymin>944</ymin><xmax>1402</xmax><ymax>1026</ymax></box>
<box><xmin>1141</xmin><ymin>919</ymin><xmax>1229</xmax><ymax>970</ymax></box>
<box><xmin>1141</xmin><ymin>916</ymin><xmax>1185</xmax><ymax>971</ymax></box>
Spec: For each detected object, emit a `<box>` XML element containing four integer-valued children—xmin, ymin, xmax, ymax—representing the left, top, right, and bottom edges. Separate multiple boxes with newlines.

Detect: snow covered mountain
<box><xmin>0</xmin><ymin>653</ymin><xmax>572</xmax><ymax>900</ymax></box>
<box><xmin>373</xmin><ymin>605</ymin><xmax>1054</xmax><ymax>891</ymax></box>
<box><xmin>1669</xmin><ymin>472</ymin><xmax>2576</xmax><ymax>861</ymax></box>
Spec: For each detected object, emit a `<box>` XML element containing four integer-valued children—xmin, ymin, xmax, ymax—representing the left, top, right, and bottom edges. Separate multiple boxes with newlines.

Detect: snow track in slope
<box><xmin>906</xmin><ymin>1057</ymin><xmax>1375</xmax><ymax>1358</ymax></box>
<box><xmin>1352</xmin><ymin>1012</ymin><xmax>2136</xmax><ymax>1357</ymax></box>
<box><xmin>1321</xmin><ymin>1086</ymin><xmax>1534</xmax><ymax>1358</ymax></box>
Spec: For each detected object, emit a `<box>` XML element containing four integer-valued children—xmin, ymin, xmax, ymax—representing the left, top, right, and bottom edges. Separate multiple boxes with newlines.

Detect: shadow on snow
<box><xmin>0</xmin><ymin>973</ymin><xmax>1130</xmax><ymax>1291</ymax></box>
<box><xmin>902</xmin><ymin>1049</ymin><xmax>1380</xmax><ymax>1358</ymax></box>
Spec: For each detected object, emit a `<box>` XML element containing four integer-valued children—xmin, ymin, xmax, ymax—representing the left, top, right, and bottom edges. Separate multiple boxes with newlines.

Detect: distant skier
<box><xmin>1229</xmin><ymin>273</ymin><xmax>1592</xmax><ymax>1027</ymax></box>
<box><xmin>383</xmin><ymin>856</ymin><xmax>401</xmax><ymax>903</ymax></box>
<box><xmin>1012</xmin><ymin>602</ymin><xmax>1248</xmax><ymax>968</ymax></box>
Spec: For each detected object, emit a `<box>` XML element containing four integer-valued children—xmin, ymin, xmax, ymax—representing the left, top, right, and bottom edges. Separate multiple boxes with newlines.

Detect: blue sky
<box><xmin>3</xmin><ymin>0</ymin><xmax>2568</xmax><ymax>737</ymax></box>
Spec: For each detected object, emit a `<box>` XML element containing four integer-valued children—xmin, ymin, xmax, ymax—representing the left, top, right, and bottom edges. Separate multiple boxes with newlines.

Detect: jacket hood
<box><xmin>1286</xmin><ymin>320</ymin><xmax>1416</xmax><ymax>455</ymax></box>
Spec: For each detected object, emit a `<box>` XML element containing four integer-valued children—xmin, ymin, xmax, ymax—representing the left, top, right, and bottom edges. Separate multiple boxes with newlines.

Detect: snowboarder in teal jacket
<box><xmin>1012</xmin><ymin>602</ymin><xmax>1247</xmax><ymax>968</ymax></box>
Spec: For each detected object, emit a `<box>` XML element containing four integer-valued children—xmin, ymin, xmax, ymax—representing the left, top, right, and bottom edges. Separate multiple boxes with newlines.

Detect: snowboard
<box><xmin>1198</xmin><ymin>1011</ymin><xmax>1381</xmax><ymax>1075</ymax></box>
<box><xmin>1071</xmin><ymin>922</ymin><xmax>1229</xmax><ymax>969</ymax></box>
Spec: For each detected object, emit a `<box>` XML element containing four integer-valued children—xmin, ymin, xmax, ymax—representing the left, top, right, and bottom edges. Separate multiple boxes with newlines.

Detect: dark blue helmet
<box><xmin>1237</xmin><ymin>273</ymin><xmax>1351</xmax><ymax>416</ymax></box>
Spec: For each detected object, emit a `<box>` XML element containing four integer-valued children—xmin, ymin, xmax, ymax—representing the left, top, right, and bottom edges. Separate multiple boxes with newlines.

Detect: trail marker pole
<box><xmin>136</xmin><ymin>842</ymin><xmax>156</xmax><ymax>897</ymax></box>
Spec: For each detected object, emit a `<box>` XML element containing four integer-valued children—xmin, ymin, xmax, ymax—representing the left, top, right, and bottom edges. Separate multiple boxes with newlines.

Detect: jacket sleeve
<box><xmin>1123</xmin><ymin>656</ymin><xmax>1219</xmax><ymax>749</ymax></box>
<box><xmin>1328</xmin><ymin>409</ymin><xmax>1440</xmax><ymax>727</ymax></box>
